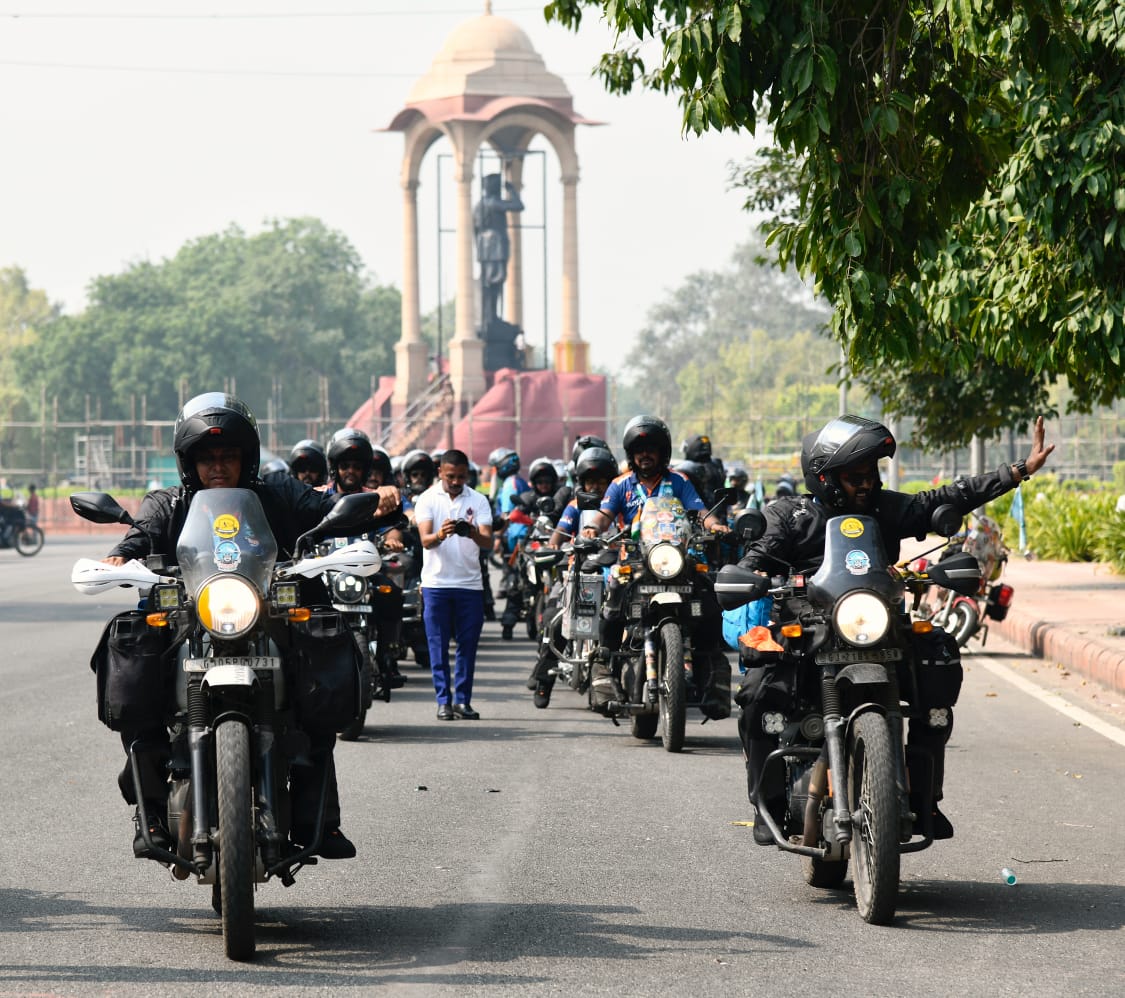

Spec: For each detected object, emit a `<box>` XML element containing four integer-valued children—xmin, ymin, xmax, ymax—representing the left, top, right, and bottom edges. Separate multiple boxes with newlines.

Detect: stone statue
<box><xmin>473</xmin><ymin>172</ymin><xmax>524</xmax><ymax>327</ymax></box>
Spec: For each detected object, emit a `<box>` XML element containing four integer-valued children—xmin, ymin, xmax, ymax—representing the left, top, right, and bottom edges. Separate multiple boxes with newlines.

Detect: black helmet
<box><xmin>574</xmin><ymin>446</ymin><xmax>617</xmax><ymax>486</ymax></box>
<box><xmin>674</xmin><ymin>459</ymin><xmax>709</xmax><ymax>497</ymax></box>
<box><xmin>801</xmin><ymin>415</ymin><xmax>896</xmax><ymax>509</ymax></box>
<box><xmin>288</xmin><ymin>439</ymin><xmax>328</xmax><ymax>482</ymax></box>
<box><xmin>370</xmin><ymin>445</ymin><xmax>393</xmax><ymax>484</ymax></box>
<box><xmin>402</xmin><ymin>449</ymin><xmax>437</xmax><ymax>494</ymax></box>
<box><xmin>488</xmin><ymin>447</ymin><xmax>520</xmax><ymax>479</ymax></box>
<box><xmin>682</xmin><ymin>433</ymin><xmax>713</xmax><ymax>462</ymax></box>
<box><xmin>527</xmin><ymin>456</ymin><xmax>559</xmax><ymax>491</ymax></box>
<box><xmin>570</xmin><ymin>433</ymin><xmax>610</xmax><ymax>466</ymax></box>
<box><xmin>622</xmin><ymin>414</ymin><xmax>672</xmax><ymax>469</ymax></box>
<box><xmin>327</xmin><ymin>428</ymin><xmax>374</xmax><ymax>481</ymax></box>
<box><xmin>727</xmin><ymin>465</ymin><xmax>749</xmax><ymax>487</ymax></box>
<box><xmin>173</xmin><ymin>392</ymin><xmax>260</xmax><ymax>492</ymax></box>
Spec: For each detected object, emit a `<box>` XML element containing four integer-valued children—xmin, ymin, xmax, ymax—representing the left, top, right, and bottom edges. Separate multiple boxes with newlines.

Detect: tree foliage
<box><xmin>0</xmin><ymin>268</ymin><xmax>58</xmax><ymax>446</ymax></box>
<box><xmin>546</xmin><ymin>0</ymin><xmax>1125</xmax><ymax>407</ymax></box>
<box><xmin>16</xmin><ymin>218</ymin><xmax>400</xmax><ymax>422</ymax></box>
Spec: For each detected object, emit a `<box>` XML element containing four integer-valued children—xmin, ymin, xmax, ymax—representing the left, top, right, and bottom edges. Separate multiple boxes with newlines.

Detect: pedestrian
<box><xmin>414</xmin><ymin>449</ymin><xmax>494</xmax><ymax>720</ymax></box>
<box><xmin>25</xmin><ymin>483</ymin><xmax>40</xmax><ymax>524</ymax></box>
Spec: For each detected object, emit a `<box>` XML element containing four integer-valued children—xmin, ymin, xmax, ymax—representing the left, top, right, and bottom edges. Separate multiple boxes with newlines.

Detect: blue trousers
<box><xmin>423</xmin><ymin>586</ymin><xmax>485</xmax><ymax>705</ymax></box>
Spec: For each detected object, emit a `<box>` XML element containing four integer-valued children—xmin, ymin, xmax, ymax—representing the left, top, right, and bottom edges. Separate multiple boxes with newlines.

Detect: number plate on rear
<box><xmin>815</xmin><ymin>648</ymin><xmax>902</xmax><ymax>665</ymax></box>
<box><xmin>183</xmin><ymin>656</ymin><xmax>281</xmax><ymax>672</ymax></box>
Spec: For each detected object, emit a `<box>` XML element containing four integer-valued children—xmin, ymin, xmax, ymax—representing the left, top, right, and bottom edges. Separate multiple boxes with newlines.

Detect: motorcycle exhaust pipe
<box><xmin>803</xmin><ymin>756</ymin><xmax>829</xmax><ymax>847</ymax></box>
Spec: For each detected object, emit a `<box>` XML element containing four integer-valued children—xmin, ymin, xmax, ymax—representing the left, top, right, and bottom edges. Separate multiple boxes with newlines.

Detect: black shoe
<box><xmin>526</xmin><ymin>672</ymin><xmax>539</xmax><ymax>691</ymax></box>
<box><xmin>751</xmin><ymin>806</ymin><xmax>775</xmax><ymax>846</ymax></box>
<box><xmin>132</xmin><ymin>805</ymin><xmax>173</xmax><ymax>859</ymax></box>
<box><xmin>437</xmin><ymin>704</ymin><xmax>455</xmax><ymax>720</ymax></box>
<box><xmin>292</xmin><ymin>826</ymin><xmax>356</xmax><ymax>860</ymax></box>
<box><xmin>382</xmin><ymin>662</ymin><xmax>407</xmax><ymax>689</ymax></box>
<box><xmin>930</xmin><ymin>804</ymin><xmax>954</xmax><ymax>840</ymax></box>
<box><xmin>453</xmin><ymin>703</ymin><xmax>480</xmax><ymax>720</ymax></box>
<box><xmin>533</xmin><ymin>684</ymin><xmax>552</xmax><ymax>709</ymax></box>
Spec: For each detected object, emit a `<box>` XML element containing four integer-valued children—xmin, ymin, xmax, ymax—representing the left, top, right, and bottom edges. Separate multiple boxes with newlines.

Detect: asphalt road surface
<box><xmin>1</xmin><ymin>537</ymin><xmax>1123</xmax><ymax>995</ymax></box>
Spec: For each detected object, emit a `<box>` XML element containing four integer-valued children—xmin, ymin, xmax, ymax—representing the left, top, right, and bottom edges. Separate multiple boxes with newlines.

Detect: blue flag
<box><xmin>1010</xmin><ymin>485</ymin><xmax>1026</xmax><ymax>552</ymax></box>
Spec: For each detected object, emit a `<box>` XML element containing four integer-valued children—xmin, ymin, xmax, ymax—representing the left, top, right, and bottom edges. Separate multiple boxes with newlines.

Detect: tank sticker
<box><xmin>213</xmin><ymin>514</ymin><xmax>240</xmax><ymax>539</ymax></box>
<box><xmin>214</xmin><ymin>539</ymin><xmax>242</xmax><ymax>572</ymax></box>
<box><xmin>840</xmin><ymin>517</ymin><xmax>865</xmax><ymax>538</ymax></box>
<box><xmin>845</xmin><ymin>549</ymin><xmax>871</xmax><ymax>575</ymax></box>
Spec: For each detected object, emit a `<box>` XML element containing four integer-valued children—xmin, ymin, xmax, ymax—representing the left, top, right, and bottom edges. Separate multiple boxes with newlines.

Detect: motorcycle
<box><xmin>0</xmin><ymin>505</ymin><xmax>44</xmax><ymax>556</ymax></box>
<box><xmin>715</xmin><ymin>505</ymin><xmax>981</xmax><ymax>924</ymax></box>
<box><xmin>324</xmin><ymin>533</ymin><xmax>397</xmax><ymax>742</ymax></box>
<box><xmin>913</xmin><ymin>512</ymin><xmax>1013</xmax><ymax>646</ymax></box>
<box><xmin>598</xmin><ymin>487</ymin><xmax>736</xmax><ymax>752</ymax></box>
<box><xmin>70</xmin><ymin>488</ymin><xmax>382</xmax><ymax>960</ymax></box>
<box><xmin>507</xmin><ymin>494</ymin><xmax>563</xmax><ymax>641</ymax></box>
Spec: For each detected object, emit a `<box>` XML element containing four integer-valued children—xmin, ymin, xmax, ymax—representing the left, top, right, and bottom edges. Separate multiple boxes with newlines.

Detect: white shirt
<box><xmin>413</xmin><ymin>482</ymin><xmax>493</xmax><ymax>590</ymax></box>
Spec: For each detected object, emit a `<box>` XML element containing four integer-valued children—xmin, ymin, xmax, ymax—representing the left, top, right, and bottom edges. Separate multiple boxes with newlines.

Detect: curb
<box><xmin>993</xmin><ymin>606</ymin><xmax>1125</xmax><ymax>698</ymax></box>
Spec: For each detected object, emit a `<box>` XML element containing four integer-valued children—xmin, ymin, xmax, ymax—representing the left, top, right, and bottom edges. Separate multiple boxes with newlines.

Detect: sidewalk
<box><xmin>987</xmin><ymin>555</ymin><xmax>1125</xmax><ymax>698</ymax></box>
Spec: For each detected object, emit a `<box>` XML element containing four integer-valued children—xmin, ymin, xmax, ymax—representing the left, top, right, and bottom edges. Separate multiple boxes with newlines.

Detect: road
<box><xmin>1</xmin><ymin>537</ymin><xmax>1123</xmax><ymax>996</ymax></box>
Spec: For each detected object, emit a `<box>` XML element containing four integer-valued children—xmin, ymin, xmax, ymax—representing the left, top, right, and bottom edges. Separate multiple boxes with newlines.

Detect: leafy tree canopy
<box><xmin>546</xmin><ymin>0</ymin><xmax>1125</xmax><ymax>409</ymax></box>
<box><xmin>17</xmin><ymin>218</ymin><xmax>400</xmax><ymax>422</ymax></box>
<box><xmin>0</xmin><ymin>267</ymin><xmax>58</xmax><ymax>442</ymax></box>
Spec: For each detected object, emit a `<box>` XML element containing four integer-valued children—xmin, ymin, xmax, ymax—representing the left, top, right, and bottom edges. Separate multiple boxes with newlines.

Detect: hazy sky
<box><xmin>0</xmin><ymin>1</ymin><xmax>758</xmax><ymax>375</ymax></box>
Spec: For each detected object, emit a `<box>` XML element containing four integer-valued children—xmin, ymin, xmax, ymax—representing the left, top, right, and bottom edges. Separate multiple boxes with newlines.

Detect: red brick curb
<box><xmin>993</xmin><ymin>606</ymin><xmax>1125</xmax><ymax>698</ymax></box>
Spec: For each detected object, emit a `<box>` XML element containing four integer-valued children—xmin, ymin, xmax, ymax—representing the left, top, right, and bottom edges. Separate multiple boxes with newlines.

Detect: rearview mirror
<box><xmin>931</xmin><ymin>504</ymin><xmax>963</xmax><ymax>538</ymax></box>
<box><xmin>69</xmin><ymin>492</ymin><xmax>135</xmax><ymax>527</ymax></box>
<box><xmin>732</xmin><ymin>508</ymin><xmax>767</xmax><ymax>543</ymax></box>
<box><xmin>318</xmin><ymin>492</ymin><xmax>384</xmax><ymax>536</ymax></box>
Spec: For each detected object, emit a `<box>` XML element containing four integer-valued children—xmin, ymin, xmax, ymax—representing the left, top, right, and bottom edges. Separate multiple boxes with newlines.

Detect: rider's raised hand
<box><xmin>1025</xmin><ymin>415</ymin><xmax>1055</xmax><ymax>476</ymax></box>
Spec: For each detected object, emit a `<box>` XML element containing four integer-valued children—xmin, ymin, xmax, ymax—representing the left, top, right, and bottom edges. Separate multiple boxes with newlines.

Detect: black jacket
<box><xmin>108</xmin><ymin>477</ymin><xmax>401</xmax><ymax>564</ymax></box>
<box><xmin>739</xmin><ymin>465</ymin><xmax>1023</xmax><ymax>576</ymax></box>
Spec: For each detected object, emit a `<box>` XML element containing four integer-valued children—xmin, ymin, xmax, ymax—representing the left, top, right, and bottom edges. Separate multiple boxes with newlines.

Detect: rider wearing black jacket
<box><xmin>103</xmin><ymin>393</ymin><xmax>401</xmax><ymax>861</ymax></box>
<box><xmin>737</xmin><ymin>414</ymin><xmax>1053</xmax><ymax>844</ymax></box>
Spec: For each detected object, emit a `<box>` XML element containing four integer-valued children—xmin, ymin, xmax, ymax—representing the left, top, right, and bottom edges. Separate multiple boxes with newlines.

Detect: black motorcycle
<box><xmin>715</xmin><ymin>505</ymin><xmax>980</xmax><ymax>924</ymax></box>
<box><xmin>0</xmin><ymin>505</ymin><xmax>44</xmax><ymax>556</ymax></box>
<box><xmin>70</xmin><ymin>489</ymin><xmax>382</xmax><ymax>960</ymax></box>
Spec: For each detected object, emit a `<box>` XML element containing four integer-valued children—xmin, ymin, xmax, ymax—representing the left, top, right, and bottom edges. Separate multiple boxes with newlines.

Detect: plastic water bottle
<box><xmin>1000</xmin><ymin>867</ymin><xmax>1017</xmax><ymax>886</ymax></box>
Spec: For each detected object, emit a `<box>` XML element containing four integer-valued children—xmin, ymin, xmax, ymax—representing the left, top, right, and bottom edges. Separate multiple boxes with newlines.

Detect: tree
<box><xmin>0</xmin><ymin>267</ymin><xmax>58</xmax><ymax>457</ymax></box>
<box><xmin>17</xmin><ymin>219</ymin><xmax>400</xmax><ymax>424</ymax></box>
<box><xmin>546</xmin><ymin>0</ymin><xmax>1125</xmax><ymax>407</ymax></box>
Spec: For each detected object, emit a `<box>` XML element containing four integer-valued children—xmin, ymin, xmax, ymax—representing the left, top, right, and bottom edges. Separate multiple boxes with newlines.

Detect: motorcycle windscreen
<box><xmin>634</xmin><ymin>496</ymin><xmax>688</xmax><ymax>547</ymax></box>
<box><xmin>807</xmin><ymin>514</ymin><xmax>902</xmax><ymax>607</ymax></box>
<box><xmin>177</xmin><ymin>488</ymin><xmax>278</xmax><ymax>599</ymax></box>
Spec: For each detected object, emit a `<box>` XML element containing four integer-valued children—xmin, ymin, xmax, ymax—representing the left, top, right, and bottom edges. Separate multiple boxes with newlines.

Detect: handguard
<box><xmin>278</xmin><ymin>540</ymin><xmax>382</xmax><ymax>580</ymax></box>
<box><xmin>71</xmin><ymin>557</ymin><xmax>173</xmax><ymax>595</ymax></box>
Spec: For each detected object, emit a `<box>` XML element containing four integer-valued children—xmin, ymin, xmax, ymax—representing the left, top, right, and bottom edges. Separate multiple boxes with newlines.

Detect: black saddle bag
<box><xmin>90</xmin><ymin>610</ymin><xmax>173</xmax><ymax>731</ymax></box>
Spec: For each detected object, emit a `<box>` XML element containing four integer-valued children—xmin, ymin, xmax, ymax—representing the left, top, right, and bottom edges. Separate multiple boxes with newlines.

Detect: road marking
<box><xmin>974</xmin><ymin>655</ymin><xmax>1125</xmax><ymax>749</ymax></box>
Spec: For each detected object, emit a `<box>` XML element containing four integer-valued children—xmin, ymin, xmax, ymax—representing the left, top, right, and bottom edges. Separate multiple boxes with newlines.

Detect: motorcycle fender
<box><xmin>836</xmin><ymin>662</ymin><xmax>891</xmax><ymax>689</ymax></box>
<box><xmin>845</xmin><ymin>701</ymin><xmax>888</xmax><ymax>730</ymax></box>
<box><xmin>201</xmin><ymin>665</ymin><xmax>258</xmax><ymax>689</ymax></box>
<box><xmin>648</xmin><ymin>593</ymin><xmax>683</xmax><ymax>607</ymax></box>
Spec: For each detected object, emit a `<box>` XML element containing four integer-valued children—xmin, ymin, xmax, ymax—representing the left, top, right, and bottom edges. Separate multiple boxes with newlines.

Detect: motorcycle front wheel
<box><xmin>946</xmin><ymin>601</ymin><xmax>980</xmax><ymax>647</ymax></box>
<box><xmin>847</xmin><ymin>712</ymin><xmax>900</xmax><ymax>925</ymax></box>
<box><xmin>216</xmin><ymin>721</ymin><xmax>256</xmax><ymax>961</ymax></box>
<box><xmin>658</xmin><ymin>624</ymin><xmax>686</xmax><ymax>753</ymax></box>
<box><xmin>15</xmin><ymin>525</ymin><xmax>44</xmax><ymax>556</ymax></box>
<box><xmin>339</xmin><ymin>655</ymin><xmax>373</xmax><ymax>742</ymax></box>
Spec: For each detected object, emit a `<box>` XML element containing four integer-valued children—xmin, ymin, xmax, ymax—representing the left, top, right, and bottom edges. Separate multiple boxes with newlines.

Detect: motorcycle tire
<box><xmin>946</xmin><ymin>601</ymin><xmax>980</xmax><ymax>648</ymax></box>
<box><xmin>526</xmin><ymin>591</ymin><xmax>543</xmax><ymax>642</ymax></box>
<box><xmin>631</xmin><ymin>712</ymin><xmax>658</xmax><ymax>740</ymax></box>
<box><xmin>846</xmin><ymin>712</ymin><xmax>901</xmax><ymax>926</ymax></box>
<box><xmin>15</xmin><ymin>525</ymin><xmax>44</xmax><ymax>556</ymax></box>
<box><xmin>658</xmin><ymin>624</ymin><xmax>686</xmax><ymax>753</ymax></box>
<box><xmin>215</xmin><ymin>721</ymin><xmax>256</xmax><ymax>961</ymax></box>
<box><xmin>339</xmin><ymin>660</ymin><xmax>373</xmax><ymax>742</ymax></box>
<box><xmin>801</xmin><ymin>851</ymin><xmax>848</xmax><ymax>889</ymax></box>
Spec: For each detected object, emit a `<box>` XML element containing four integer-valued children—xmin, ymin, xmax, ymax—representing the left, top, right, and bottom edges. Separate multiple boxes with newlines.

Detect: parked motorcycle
<box><xmin>715</xmin><ymin>505</ymin><xmax>980</xmax><ymax>924</ymax></box>
<box><xmin>597</xmin><ymin>488</ymin><xmax>735</xmax><ymax>752</ymax></box>
<box><xmin>913</xmin><ymin>512</ymin><xmax>1013</xmax><ymax>646</ymax></box>
<box><xmin>70</xmin><ymin>489</ymin><xmax>382</xmax><ymax>960</ymax></box>
<box><xmin>0</xmin><ymin>506</ymin><xmax>44</xmax><ymax>556</ymax></box>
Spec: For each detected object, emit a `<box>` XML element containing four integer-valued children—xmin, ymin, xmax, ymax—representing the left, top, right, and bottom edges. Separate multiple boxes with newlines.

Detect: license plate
<box><xmin>815</xmin><ymin>648</ymin><xmax>902</xmax><ymax>665</ymax></box>
<box><xmin>638</xmin><ymin>584</ymin><xmax>693</xmax><ymax>594</ymax></box>
<box><xmin>183</xmin><ymin>656</ymin><xmax>282</xmax><ymax>672</ymax></box>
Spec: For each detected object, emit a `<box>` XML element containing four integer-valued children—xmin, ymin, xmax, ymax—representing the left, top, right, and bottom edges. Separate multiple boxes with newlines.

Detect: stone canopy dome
<box><xmin>405</xmin><ymin>8</ymin><xmax>572</xmax><ymax>105</ymax></box>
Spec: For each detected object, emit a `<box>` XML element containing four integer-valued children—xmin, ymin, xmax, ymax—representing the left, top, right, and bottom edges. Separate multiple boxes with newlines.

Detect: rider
<box><xmin>582</xmin><ymin>415</ymin><xmax>732</xmax><ymax>718</ymax></box>
<box><xmin>528</xmin><ymin>445</ymin><xmax>619</xmax><ymax>708</ymax></box>
<box><xmin>401</xmin><ymin>449</ymin><xmax>438</xmax><ymax>499</ymax></box>
<box><xmin>497</xmin><ymin>456</ymin><xmax>559</xmax><ymax>640</ymax></box>
<box><xmin>682</xmin><ymin>433</ymin><xmax>725</xmax><ymax>506</ymax></box>
<box><xmin>736</xmin><ymin>413</ymin><xmax>1054</xmax><ymax>844</ymax></box>
<box><xmin>288</xmin><ymin>439</ymin><xmax>328</xmax><ymax>487</ymax></box>
<box><xmin>100</xmin><ymin>393</ymin><xmax>401</xmax><ymax>861</ymax></box>
<box><xmin>324</xmin><ymin>428</ymin><xmax>408</xmax><ymax>690</ymax></box>
<box><xmin>726</xmin><ymin>466</ymin><xmax>753</xmax><ymax>510</ymax></box>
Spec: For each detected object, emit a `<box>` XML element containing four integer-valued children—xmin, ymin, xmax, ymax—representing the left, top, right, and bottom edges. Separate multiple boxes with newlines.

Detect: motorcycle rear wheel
<box><xmin>658</xmin><ymin>625</ymin><xmax>686</xmax><ymax>753</ymax></box>
<box><xmin>847</xmin><ymin>712</ymin><xmax>900</xmax><ymax>925</ymax></box>
<box><xmin>15</xmin><ymin>525</ymin><xmax>44</xmax><ymax>556</ymax></box>
<box><xmin>801</xmin><ymin>853</ymin><xmax>848</xmax><ymax>889</ymax></box>
<box><xmin>631</xmin><ymin>712</ymin><xmax>658</xmax><ymax>740</ymax></box>
<box><xmin>216</xmin><ymin>721</ymin><xmax>256</xmax><ymax>961</ymax></box>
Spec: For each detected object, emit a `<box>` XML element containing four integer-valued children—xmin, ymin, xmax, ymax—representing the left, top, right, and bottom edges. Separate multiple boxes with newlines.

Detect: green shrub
<box><xmin>1114</xmin><ymin>461</ymin><xmax>1125</xmax><ymax>492</ymax></box>
<box><xmin>1096</xmin><ymin>509</ymin><xmax>1125</xmax><ymax>575</ymax></box>
<box><xmin>1022</xmin><ymin>487</ymin><xmax>1114</xmax><ymax>561</ymax></box>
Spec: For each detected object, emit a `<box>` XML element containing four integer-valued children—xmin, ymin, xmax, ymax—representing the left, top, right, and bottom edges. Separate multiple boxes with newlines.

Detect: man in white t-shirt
<box><xmin>414</xmin><ymin>449</ymin><xmax>495</xmax><ymax>720</ymax></box>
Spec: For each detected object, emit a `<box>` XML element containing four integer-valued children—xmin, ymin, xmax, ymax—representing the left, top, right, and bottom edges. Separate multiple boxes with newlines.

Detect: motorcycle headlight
<box><xmin>646</xmin><ymin>542</ymin><xmax>685</xmax><ymax>580</ymax></box>
<box><xmin>833</xmin><ymin>591</ymin><xmax>891</xmax><ymax>647</ymax></box>
<box><xmin>197</xmin><ymin>576</ymin><xmax>260</xmax><ymax>638</ymax></box>
<box><xmin>332</xmin><ymin>572</ymin><xmax>369</xmax><ymax>604</ymax></box>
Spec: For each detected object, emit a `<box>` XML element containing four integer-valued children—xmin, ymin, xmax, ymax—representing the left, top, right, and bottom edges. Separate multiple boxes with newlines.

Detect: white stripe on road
<box><xmin>973</xmin><ymin>655</ymin><xmax>1125</xmax><ymax>749</ymax></box>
